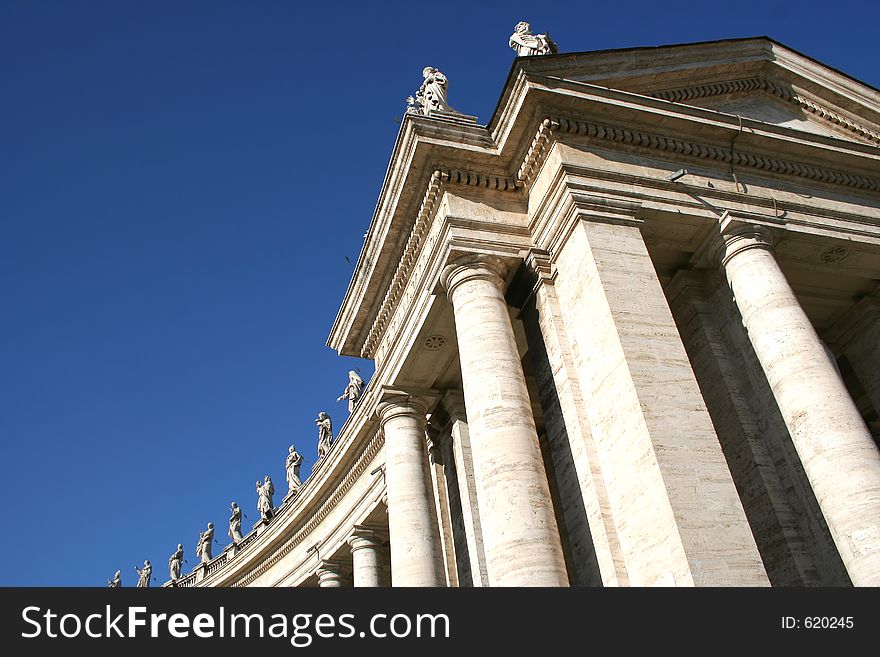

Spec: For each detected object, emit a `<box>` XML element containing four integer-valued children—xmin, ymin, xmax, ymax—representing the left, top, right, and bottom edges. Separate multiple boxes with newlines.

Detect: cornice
<box><xmin>360</xmin><ymin>169</ymin><xmax>522</xmax><ymax>359</ymax></box>
<box><xmin>517</xmin><ymin>116</ymin><xmax>880</xmax><ymax>194</ymax></box>
<box><xmin>651</xmin><ymin>77</ymin><xmax>880</xmax><ymax>145</ymax></box>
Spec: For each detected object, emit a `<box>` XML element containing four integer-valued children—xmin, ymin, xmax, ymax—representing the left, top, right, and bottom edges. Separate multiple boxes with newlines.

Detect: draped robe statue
<box><xmin>509</xmin><ymin>22</ymin><xmax>558</xmax><ymax>56</ymax></box>
<box><xmin>315</xmin><ymin>412</ymin><xmax>333</xmax><ymax>460</ymax></box>
<box><xmin>169</xmin><ymin>544</ymin><xmax>184</xmax><ymax>583</ymax></box>
<box><xmin>135</xmin><ymin>560</ymin><xmax>152</xmax><ymax>588</ymax></box>
<box><xmin>257</xmin><ymin>476</ymin><xmax>275</xmax><ymax>521</ymax></box>
<box><xmin>286</xmin><ymin>445</ymin><xmax>303</xmax><ymax>494</ymax></box>
<box><xmin>229</xmin><ymin>502</ymin><xmax>243</xmax><ymax>542</ymax></box>
<box><xmin>337</xmin><ymin>370</ymin><xmax>365</xmax><ymax>413</ymax></box>
<box><xmin>196</xmin><ymin>523</ymin><xmax>214</xmax><ymax>563</ymax></box>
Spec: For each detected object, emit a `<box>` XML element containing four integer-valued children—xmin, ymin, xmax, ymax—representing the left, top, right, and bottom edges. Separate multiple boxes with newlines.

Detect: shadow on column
<box><xmin>511</xmin><ymin>276</ymin><xmax>603</xmax><ymax>586</ymax></box>
<box><xmin>666</xmin><ymin>267</ymin><xmax>850</xmax><ymax>586</ymax></box>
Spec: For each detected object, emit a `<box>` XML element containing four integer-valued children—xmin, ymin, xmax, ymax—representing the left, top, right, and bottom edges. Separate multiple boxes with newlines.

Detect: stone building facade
<box><xmin>181</xmin><ymin>37</ymin><xmax>880</xmax><ymax>587</ymax></box>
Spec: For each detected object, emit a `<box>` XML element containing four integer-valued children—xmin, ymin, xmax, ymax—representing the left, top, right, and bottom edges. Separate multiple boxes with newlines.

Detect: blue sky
<box><xmin>1</xmin><ymin>1</ymin><xmax>877</xmax><ymax>586</ymax></box>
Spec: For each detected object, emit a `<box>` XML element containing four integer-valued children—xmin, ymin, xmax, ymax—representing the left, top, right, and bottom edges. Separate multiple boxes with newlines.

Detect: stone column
<box><xmin>441</xmin><ymin>255</ymin><xmax>569</xmax><ymax>586</ymax></box>
<box><xmin>316</xmin><ymin>560</ymin><xmax>345</xmax><ymax>588</ymax></box>
<box><xmin>442</xmin><ymin>391</ymin><xmax>490</xmax><ymax>587</ymax></box>
<box><xmin>377</xmin><ymin>395</ymin><xmax>445</xmax><ymax>586</ymax></box>
<box><xmin>426</xmin><ymin>426</ymin><xmax>459</xmax><ymax>586</ymax></box>
<box><xmin>348</xmin><ymin>526</ymin><xmax>383</xmax><ymax>587</ymax></box>
<box><xmin>719</xmin><ymin>222</ymin><xmax>880</xmax><ymax>586</ymax></box>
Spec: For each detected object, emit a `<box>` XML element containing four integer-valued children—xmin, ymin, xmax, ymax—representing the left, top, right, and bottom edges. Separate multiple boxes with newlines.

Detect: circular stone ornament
<box><xmin>424</xmin><ymin>335</ymin><xmax>447</xmax><ymax>351</ymax></box>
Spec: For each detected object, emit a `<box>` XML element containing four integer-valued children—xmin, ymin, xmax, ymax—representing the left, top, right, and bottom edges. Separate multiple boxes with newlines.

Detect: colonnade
<box><xmin>322</xmin><ymin>221</ymin><xmax>880</xmax><ymax>587</ymax></box>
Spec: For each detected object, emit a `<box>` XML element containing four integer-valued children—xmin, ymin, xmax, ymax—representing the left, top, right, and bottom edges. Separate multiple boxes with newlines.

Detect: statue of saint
<box><xmin>315</xmin><ymin>412</ymin><xmax>333</xmax><ymax>460</ymax></box>
<box><xmin>256</xmin><ymin>476</ymin><xmax>275</xmax><ymax>521</ymax></box>
<box><xmin>509</xmin><ymin>22</ymin><xmax>558</xmax><ymax>57</ymax></box>
<box><xmin>107</xmin><ymin>570</ymin><xmax>122</xmax><ymax>588</ymax></box>
<box><xmin>229</xmin><ymin>502</ymin><xmax>244</xmax><ymax>542</ymax></box>
<box><xmin>407</xmin><ymin>67</ymin><xmax>452</xmax><ymax>116</ymax></box>
<box><xmin>286</xmin><ymin>445</ymin><xmax>303</xmax><ymax>494</ymax></box>
<box><xmin>337</xmin><ymin>370</ymin><xmax>365</xmax><ymax>413</ymax></box>
<box><xmin>169</xmin><ymin>544</ymin><xmax>184</xmax><ymax>583</ymax></box>
<box><xmin>196</xmin><ymin>523</ymin><xmax>214</xmax><ymax>563</ymax></box>
<box><xmin>135</xmin><ymin>560</ymin><xmax>152</xmax><ymax>588</ymax></box>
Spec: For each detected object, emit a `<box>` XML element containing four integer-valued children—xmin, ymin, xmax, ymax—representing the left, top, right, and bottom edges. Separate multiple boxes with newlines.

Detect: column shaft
<box><xmin>442</xmin><ymin>256</ymin><xmax>569</xmax><ymax>586</ymax></box>
<box><xmin>720</xmin><ymin>225</ymin><xmax>880</xmax><ymax>585</ymax></box>
<box><xmin>378</xmin><ymin>398</ymin><xmax>445</xmax><ymax>586</ymax></box>
<box><xmin>349</xmin><ymin>527</ymin><xmax>383</xmax><ymax>587</ymax></box>
<box><xmin>316</xmin><ymin>561</ymin><xmax>345</xmax><ymax>588</ymax></box>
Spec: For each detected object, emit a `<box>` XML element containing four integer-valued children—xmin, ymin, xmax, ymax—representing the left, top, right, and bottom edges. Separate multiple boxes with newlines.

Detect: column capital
<box><xmin>440</xmin><ymin>254</ymin><xmax>508</xmax><ymax>300</ymax></box>
<box><xmin>315</xmin><ymin>560</ymin><xmax>345</xmax><ymax>582</ymax></box>
<box><xmin>525</xmin><ymin>248</ymin><xmax>555</xmax><ymax>284</ymax></box>
<box><xmin>347</xmin><ymin>525</ymin><xmax>385</xmax><ymax>552</ymax></box>
<box><xmin>717</xmin><ymin>214</ymin><xmax>778</xmax><ymax>267</ymax></box>
<box><xmin>376</xmin><ymin>387</ymin><xmax>437</xmax><ymax>426</ymax></box>
<box><xmin>440</xmin><ymin>389</ymin><xmax>467</xmax><ymax>423</ymax></box>
<box><xmin>425</xmin><ymin>423</ymin><xmax>447</xmax><ymax>465</ymax></box>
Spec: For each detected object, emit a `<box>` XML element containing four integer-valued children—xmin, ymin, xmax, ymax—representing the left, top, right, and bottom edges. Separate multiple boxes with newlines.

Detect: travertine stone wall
<box><xmin>552</xmin><ymin>218</ymin><xmax>768</xmax><ymax>586</ymax></box>
<box><xmin>829</xmin><ymin>298</ymin><xmax>880</xmax><ymax>429</ymax></box>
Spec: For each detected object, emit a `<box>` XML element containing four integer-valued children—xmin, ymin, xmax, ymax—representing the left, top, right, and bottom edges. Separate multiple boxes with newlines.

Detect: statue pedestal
<box><xmin>254</xmin><ymin>518</ymin><xmax>270</xmax><ymax>536</ymax></box>
<box><xmin>195</xmin><ymin>563</ymin><xmax>207</xmax><ymax>583</ymax></box>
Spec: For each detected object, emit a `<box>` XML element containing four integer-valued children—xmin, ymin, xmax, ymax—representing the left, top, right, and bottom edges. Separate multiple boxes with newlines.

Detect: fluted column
<box><xmin>441</xmin><ymin>255</ymin><xmax>569</xmax><ymax>586</ymax></box>
<box><xmin>316</xmin><ymin>560</ymin><xmax>345</xmax><ymax>588</ymax></box>
<box><xmin>348</xmin><ymin>526</ymin><xmax>383</xmax><ymax>587</ymax></box>
<box><xmin>377</xmin><ymin>395</ymin><xmax>445</xmax><ymax>586</ymax></box>
<box><xmin>719</xmin><ymin>222</ymin><xmax>880</xmax><ymax>586</ymax></box>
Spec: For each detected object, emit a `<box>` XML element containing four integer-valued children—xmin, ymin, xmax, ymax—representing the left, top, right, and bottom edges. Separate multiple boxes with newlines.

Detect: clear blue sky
<box><xmin>1</xmin><ymin>1</ymin><xmax>877</xmax><ymax>586</ymax></box>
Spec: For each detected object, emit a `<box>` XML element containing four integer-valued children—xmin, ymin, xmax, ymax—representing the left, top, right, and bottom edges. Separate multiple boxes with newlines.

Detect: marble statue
<box><xmin>107</xmin><ymin>570</ymin><xmax>121</xmax><ymax>588</ymax></box>
<box><xmin>196</xmin><ymin>523</ymin><xmax>214</xmax><ymax>563</ymax></box>
<box><xmin>286</xmin><ymin>445</ymin><xmax>303</xmax><ymax>494</ymax></box>
<box><xmin>509</xmin><ymin>22</ymin><xmax>558</xmax><ymax>57</ymax></box>
<box><xmin>229</xmin><ymin>502</ymin><xmax>243</xmax><ymax>542</ymax></box>
<box><xmin>256</xmin><ymin>476</ymin><xmax>275</xmax><ymax>521</ymax></box>
<box><xmin>407</xmin><ymin>67</ymin><xmax>451</xmax><ymax>116</ymax></box>
<box><xmin>337</xmin><ymin>370</ymin><xmax>365</xmax><ymax>413</ymax></box>
<box><xmin>315</xmin><ymin>412</ymin><xmax>333</xmax><ymax>459</ymax></box>
<box><xmin>169</xmin><ymin>544</ymin><xmax>184</xmax><ymax>583</ymax></box>
<box><xmin>135</xmin><ymin>559</ymin><xmax>152</xmax><ymax>588</ymax></box>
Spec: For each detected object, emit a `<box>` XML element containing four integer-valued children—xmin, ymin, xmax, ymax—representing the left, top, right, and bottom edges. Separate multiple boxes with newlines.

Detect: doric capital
<box><xmin>715</xmin><ymin>212</ymin><xmax>779</xmax><ymax>267</ymax></box>
<box><xmin>376</xmin><ymin>396</ymin><xmax>428</xmax><ymax>427</ymax></box>
<box><xmin>440</xmin><ymin>254</ymin><xmax>508</xmax><ymax>300</ymax></box>
<box><xmin>440</xmin><ymin>389</ymin><xmax>467</xmax><ymax>422</ymax></box>
<box><xmin>425</xmin><ymin>423</ymin><xmax>447</xmax><ymax>465</ymax></box>
<box><xmin>315</xmin><ymin>560</ymin><xmax>345</xmax><ymax>583</ymax></box>
<box><xmin>376</xmin><ymin>386</ymin><xmax>437</xmax><ymax>427</ymax></box>
<box><xmin>347</xmin><ymin>525</ymin><xmax>384</xmax><ymax>552</ymax></box>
